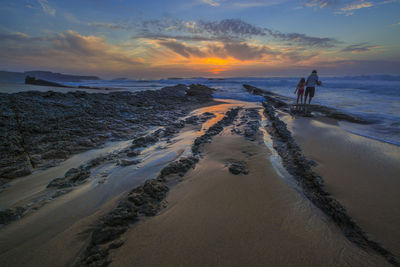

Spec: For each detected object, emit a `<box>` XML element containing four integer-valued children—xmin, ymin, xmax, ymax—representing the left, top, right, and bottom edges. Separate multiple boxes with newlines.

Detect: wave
<box><xmin>329</xmin><ymin>75</ymin><xmax>400</xmax><ymax>81</ymax></box>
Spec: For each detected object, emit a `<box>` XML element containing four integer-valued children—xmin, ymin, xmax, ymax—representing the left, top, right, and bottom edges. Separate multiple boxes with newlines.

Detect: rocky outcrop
<box><xmin>243</xmin><ymin>84</ymin><xmax>370</xmax><ymax>124</ymax></box>
<box><xmin>192</xmin><ymin>108</ymin><xmax>240</xmax><ymax>154</ymax></box>
<box><xmin>185</xmin><ymin>112</ymin><xmax>216</xmax><ymax>125</ymax></box>
<box><xmin>232</xmin><ymin>108</ymin><xmax>261</xmax><ymax>141</ymax></box>
<box><xmin>0</xmin><ymin>70</ymin><xmax>100</xmax><ymax>83</ymax></box>
<box><xmin>226</xmin><ymin>159</ymin><xmax>249</xmax><ymax>175</ymax></box>
<box><xmin>0</xmin><ymin>84</ymin><xmax>215</xmax><ymax>182</ymax></box>
<box><xmin>79</xmin><ymin>178</ymin><xmax>168</xmax><ymax>266</ymax></box>
<box><xmin>77</xmin><ymin>108</ymin><xmax>240</xmax><ymax>267</ymax></box>
<box><xmin>158</xmin><ymin>157</ymin><xmax>199</xmax><ymax>180</ymax></box>
<box><xmin>25</xmin><ymin>76</ymin><xmax>72</xmax><ymax>87</ymax></box>
<box><xmin>186</xmin><ymin>84</ymin><xmax>215</xmax><ymax>101</ymax></box>
<box><xmin>0</xmin><ymin>207</ymin><xmax>26</xmax><ymax>225</ymax></box>
<box><xmin>47</xmin><ymin>167</ymin><xmax>91</xmax><ymax>189</ymax></box>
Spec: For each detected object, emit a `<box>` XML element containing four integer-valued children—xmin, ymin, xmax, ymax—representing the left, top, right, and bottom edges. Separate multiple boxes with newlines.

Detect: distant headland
<box><xmin>0</xmin><ymin>70</ymin><xmax>101</xmax><ymax>83</ymax></box>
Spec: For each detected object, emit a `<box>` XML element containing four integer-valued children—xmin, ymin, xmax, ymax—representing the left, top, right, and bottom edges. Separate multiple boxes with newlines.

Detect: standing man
<box><xmin>304</xmin><ymin>70</ymin><xmax>321</xmax><ymax>104</ymax></box>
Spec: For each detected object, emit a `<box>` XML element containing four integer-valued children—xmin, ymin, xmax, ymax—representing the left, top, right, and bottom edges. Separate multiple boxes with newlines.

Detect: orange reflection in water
<box><xmin>197</xmin><ymin>102</ymin><xmax>242</xmax><ymax>133</ymax></box>
<box><xmin>209</xmin><ymin>68</ymin><xmax>227</xmax><ymax>75</ymax></box>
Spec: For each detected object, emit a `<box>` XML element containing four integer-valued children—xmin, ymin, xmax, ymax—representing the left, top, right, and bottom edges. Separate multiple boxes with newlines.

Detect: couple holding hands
<box><xmin>294</xmin><ymin>70</ymin><xmax>322</xmax><ymax>105</ymax></box>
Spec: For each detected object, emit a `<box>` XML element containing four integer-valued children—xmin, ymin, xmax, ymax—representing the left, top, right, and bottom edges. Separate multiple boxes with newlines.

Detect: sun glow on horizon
<box><xmin>0</xmin><ymin>0</ymin><xmax>399</xmax><ymax>78</ymax></box>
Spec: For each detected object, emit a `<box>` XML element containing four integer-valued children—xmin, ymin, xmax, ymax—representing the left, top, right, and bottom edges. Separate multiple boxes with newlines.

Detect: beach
<box><xmin>0</xmin><ymin>84</ymin><xmax>399</xmax><ymax>266</ymax></box>
<box><xmin>110</xmin><ymin>103</ymin><xmax>392</xmax><ymax>266</ymax></box>
<box><xmin>283</xmin><ymin>115</ymin><xmax>400</xmax><ymax>259</ymax></box>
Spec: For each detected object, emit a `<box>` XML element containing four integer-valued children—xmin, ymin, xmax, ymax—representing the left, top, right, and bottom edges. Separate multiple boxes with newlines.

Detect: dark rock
<box><xmin>47</xmin><ymin>167</ymin><xmax>90</xmax><ymax>188</ymax></box>
<box><xmin>1</xmin><ymin>84</ymin><xmax>215</xmax><ymax>181</ymax></box>
<box><xmin>0</xmin><ymin>178</ymin><xmax>10</xmax><ymax>187</ymax></box>
<box><xmin>227</xmin><ymin>160</ymin><xmax>249</xmax><ymax>175</ymax></box>
<box><xmin>126</xmin><ymin>150</ymin><xmax>140</xmax><ymax>157</ymax></box>
<box><xmin>101</xmin><ymin>202</ymin><xmax>138</xmax><ymax>227</ymax></box>
<box><xmin>185</xmin><ymin>116</ymin><xmax>199</xmax><ymax>124</ymax></box>
<box><xmin>131</xmin><ymin>135</ymin><xmax>158</xmax><ymax>149</ymax></box>
<box><xmin>243</xmin><ymin>84</ymin><xmax>265</xmax><ymax>95</ymax></box>
<box><xmin>186</xmin><ymin>84</ymin><xmax>215</xmax><ymax>100</ymax></box>
<box><xmin>0</xmin><ymin>207</ymin><xmax>26</xmax><ymax>225</ymax></box>
<box><xmin>25</xmin><ymin>75</ymin><xmax>71</xmax><ymax>88</ymax></box>
<box><xmin>78</xmin><ymin>104</ymin><xmax>239</xmax><ymax>266</ymax></box>
<box><xmin>234</xmin><ymin>108</ymin><xmax>261</xmax><ymax>141</ymax></box>
<box><xmin>192</xmin><ymin>108</ymin><xmax>240</xmax><ymax>154</ymax></box>
<box><xmin>246</xmin><ymin>84</ymin><xmax>370</xmax><ymax>124</ymax></box>
<box><xmin>117</xmin><ymin>159</ymin><xmax>141</xmax><ymax>166</ymax></box>
<box><xmin>91</xmin><ymin>226</ymin><xmax>127</xmax><ymax>245</ymax></box>
<box><xmin>108</xmin><ymin>240</ymin><xmax>124</xmax><ymax>250</ymax></box>
<box><xmin>158</xmin><ymin>157</ymin><xmax>199</xmax><ymax>180</ymax></box>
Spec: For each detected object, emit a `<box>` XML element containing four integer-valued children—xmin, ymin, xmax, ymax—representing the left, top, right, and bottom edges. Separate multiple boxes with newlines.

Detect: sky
<box><xmin>0</xmin><ymin>0</ymin><xmax>399</xmax><ymax>78</ymax></box>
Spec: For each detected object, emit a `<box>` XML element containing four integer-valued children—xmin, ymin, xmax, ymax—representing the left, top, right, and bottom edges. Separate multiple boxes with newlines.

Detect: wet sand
<box><xmin>1</xmin><ymin>97</ymin><xmax>398</xmax><ymax>266</ymax></box>
<box><xmin>0</xmin><ymin>101</ymin><xmax>220</xmax><ymax>266</ymax></box>
<box><xmin>110</xmin><ymin>107</ymin><xmax>388</xmax><ymax>266</ymax></box>
<box><xmin>283</xmin><ymin>115</ymin><xmax>400</xmax><ymax>259</ymax></box>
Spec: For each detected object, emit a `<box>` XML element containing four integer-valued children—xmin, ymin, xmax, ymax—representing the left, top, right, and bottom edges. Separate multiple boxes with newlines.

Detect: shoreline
<box><xmin>109</xmin><ymin>101</ymin><xmax>391</xmax><ymax>266</ymax></box>
<box><xmin>0</xmin><ymin>97</ymin><xmax>227</xmax><ymax>266</ymax></box>
<box><xmin>246</xmin><ymin>84</ymin><xmax>400</xmax><ymax>265</ymax></box>
<box><xmin>0</xmin><ymin>84</ymin><xmax>217</xmax><ymax>183</ymax></box>
<box><xmin>283</xmin><ymin>114</ymin><xmax>400</xmax><ymax>259</ymax></box>
<box><xmin>75</xmin><ymin>104</ymin><xmax>242</xmax><ymax>266</ymax></box>
<box><xmin>0</xmin><ymin>84</ymin><xmax>399</xmax><ymax>266</ymax></box>
<box><xmin>261</xmin><ymin>100</ymin><xmax>398</xmax><ymax>265</ymax></box>
<box><xmin>244</xmin><ymin>83</ymin><xmax>400</xmax><ymax>147</ymax></box>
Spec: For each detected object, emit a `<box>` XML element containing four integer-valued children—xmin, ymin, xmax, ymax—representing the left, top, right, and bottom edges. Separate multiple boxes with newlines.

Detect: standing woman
<box><xmin>294</xmin><ymin>78</ymin><xmax>305</xmax><ymax>104</ymax></box>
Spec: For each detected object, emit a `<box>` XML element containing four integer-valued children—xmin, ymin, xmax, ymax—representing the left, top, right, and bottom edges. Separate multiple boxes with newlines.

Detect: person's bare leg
<box><xmin>304</xmin><ymin>95</ymin><xmax>308</xmax><ymax>104</ymax></box>
<box><xmin>296</xmin><ymin>94</ymin><xmax>300</xmax><ymax>104</ymax></box>
<box><xmin>308</xmin><ymin>96</ymin><xmax>312</xmax><ymax>104</ymax></box>
<box><xmin>300</xmin><ymin>93</ymin><xmax>304</xmax><ymax>104</ymax></box>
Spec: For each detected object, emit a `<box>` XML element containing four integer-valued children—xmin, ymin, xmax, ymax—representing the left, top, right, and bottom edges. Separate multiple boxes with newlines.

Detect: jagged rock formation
<box><xmin>243</xmin><ymin>84</ymin><xmax>369</xmax><ymax>124</ymax></box>
<box><xmin>24</xmin><ymin>76</ymin><xmax>72</xmax><ymax>87</ymax></box>
<box><xmin>0</xmin><ymin>84</ymin><xmax>214</xmax><ymax>182</ymax></box>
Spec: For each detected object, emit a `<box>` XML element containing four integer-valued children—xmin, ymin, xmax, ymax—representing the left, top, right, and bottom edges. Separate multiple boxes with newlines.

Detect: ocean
<box><xmin>1</xmin><ymin>75</ymin><xmax>399</xmax><ymax>146</ymax></box>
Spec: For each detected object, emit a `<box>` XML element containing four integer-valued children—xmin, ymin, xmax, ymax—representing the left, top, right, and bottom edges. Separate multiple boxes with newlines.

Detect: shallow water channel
<box><xmin>0</xmin><ymin>99</ymin><xmax>251</xmax><ymax>265</ymax></box>
<box><xmin>0</xmin><ymin>98</ymin><xmax>391</xmax><ymax>266</ymax></box>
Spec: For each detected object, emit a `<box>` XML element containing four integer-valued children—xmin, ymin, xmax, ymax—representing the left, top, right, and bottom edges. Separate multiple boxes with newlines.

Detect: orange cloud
<box><xmin>1</xmin><ymin>28</ymin><xmax>383</xmax><ymax>78</ymax></box>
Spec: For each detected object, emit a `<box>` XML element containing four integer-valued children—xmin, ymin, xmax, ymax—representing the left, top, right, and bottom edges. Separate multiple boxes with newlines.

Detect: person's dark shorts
<box><xmin>305</xmin><ymin>87</ymin><xmax>315</xmax><ymax>98</ymax></box>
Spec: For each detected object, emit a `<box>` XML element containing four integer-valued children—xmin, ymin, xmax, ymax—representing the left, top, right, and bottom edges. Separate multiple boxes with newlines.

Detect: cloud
<box><xmin>0</xmin><ymin>32</ymin><xmax>45</xmax><ymax>42</ymax></box>
<box><xmin>197</xmin><ymin>19</ymin><xmax>266</xmax><ymax>38</ymax></box>
<box><xmin>341</xmin><ymin>43</ymin><xmax>381</xmax><ymax>53</ymax></box>
<box><xmin>304</xmin><ymin>0</ymin><xmax>338</xmax><ymax>8</ymax></box>
<box><xmin>265</xmin><ymin>29</ymin><xmax>340</xmax><ymax>48</ymax></box>
<box><xmin>134</xmin><ymin>33</ymin><xmax>224</xmax><ymax>42</ymax></box>
<box><xmin>37</xmin><ymin>0</ymin><xmax>55</xmax><ymax>16</ymax></box>
<box><xmin>200</xmin><ymin>0</ymin><xmax>288</xmax><ymax>8</ymax></box>
<box><xmin>63</xmin><ymin>12</ymin><xmax>81</xmax><ymax>24</ymax></box>
<box><xmin>133</xmin><ymin>18</ymin><xmax>266</xmax><ymax>42</ymax></box>
<box><xmin>0</xmin><ymin>31</ymin><xmax>142</xmax><ymax>74</ymax></box>
<box><xmin>133</xmin><ymin>18</ymin><xmax>339</xmax><ymax>48</ymax></box>
<box><xmin>222</xmin><ymin>42</ymin><xmax>276</xmax><ymax>60</ymax></box>
<box><xmin>233</xmin><ymin>2</ymin><xmax>269</xmax><ymax>7</ymax></box>
<box><xmin>157</xmin><ymin>39</ymin><xmax>279</xmax><ymax>61</ymax></box>
<box><xmin>88</xmin><ymin>22</ymin><xmax>128</xmax><ymax>30</ymax></box>
<box><xmin>202</xmin><ymin>0</ymin><xmax>222</xmax><ymax>6</ymax></box>
<box><xmin>158</xmin><ymin>41</ymin><xmax>206</xmax><ymax>58</ymax></box>
<box><xmin>304</xmin><ymin>0</ymin><xmax>396</xmax><ymax>15</ymax></box>
<box><xmin>335</xmin><ymin>0</ymin><xmax>373</xmax><ymax>14</ymax></box>
<box><xmin>340</xmin><ymin>1</ymin><xmax>372</xmax><ymax>11</ymax></box>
